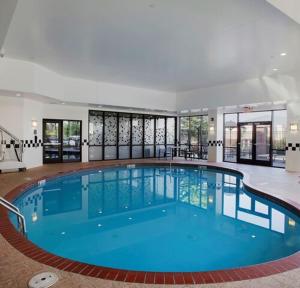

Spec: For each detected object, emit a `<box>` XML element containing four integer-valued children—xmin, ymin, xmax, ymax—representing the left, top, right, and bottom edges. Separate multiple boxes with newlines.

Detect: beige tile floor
<box><xmin>1</xmin><ymin>159</ymin><xmax>300</xmax><ymax>288</ymax></box>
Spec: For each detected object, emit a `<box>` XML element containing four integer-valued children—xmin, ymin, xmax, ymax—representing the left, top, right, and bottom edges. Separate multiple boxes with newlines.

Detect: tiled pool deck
<box><xmin>1</xmin><ymin>159</ymin><xmax>300</xmax><ymax>288</ymax></box>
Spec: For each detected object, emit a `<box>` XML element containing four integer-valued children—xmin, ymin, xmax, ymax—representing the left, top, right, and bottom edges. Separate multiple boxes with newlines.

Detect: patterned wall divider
<box><xmin>88</xmin><ymin>110</ymin><xmax>177</xmax><ymax>161</ymax></box>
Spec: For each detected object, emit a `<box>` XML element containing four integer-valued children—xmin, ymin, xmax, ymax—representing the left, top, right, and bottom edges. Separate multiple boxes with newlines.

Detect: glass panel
<box><xmin>104</xmin><ymin>146</ymin><xmax>117</xmax><ymax>160</ymax></box>
<box><xmin>132</xmin><ymin>115</ymin><xmax>143</xmax><ymax>145</ymax></box>
<box><xmin>166</xmin><ymin>117</ymin><xmax>175</xmax><ymax>145</ymax></box>
<box><xmin>119</xmin><ymin>146</ymin><xmax>130</xmax><ymax>159</ymax></box>
<box><xmin>119</xmin><ymin>114</ymin><xmax>131</xmax><ymax>145</ymax></box>
<box><xmin>89</xmin><ymin>111</ymin><xmax>103</xmax><ymax>145</ymax></box>
<box><xmin>144</xmin><ymin>145</ymin><xmax>154</xmax><ymax>158</ymax></box>
<box><xmin>224</xmin><ymin>114</ymin><xmax>237</xmax><ymax>163</ymax></box>
<box><xmin>132</xmin><ymin>146</ymin><xmax>143</xmax><ymax>158</ymax></box>
<box><xmin>225</xmin><ymin>127</ymin><xmax>237</xmax><ymax>147</ymax></box>
<box><xmin>200</xmin><ymin>116</ymin><xmax>208</xmax><ymax>146</ymax></box>
<box><xmin>190</xmin><ymin>116</ymin><xmax>200</xmax><ymax>146</ymax></box>
<box><xmin>255</xmin><ymin>124</ymin><xmax>271</xmax><ymax>162</ymax></box>
<box><xmin>239</xmin><ymin>111</ymin><xmax>271</xmax><ymax>122</ymax></box>
<box><xmin>62</xmin><ymin>121</ymin><xmax>81</xmax><ymax>161</ymax></box>
<box><xmin>89</xmin><ymin>146</ymin><xmax>103</xmax><ymax>161</ymax></box>
<box><xmin>273</xmin><ymin>110</ymin><xmax>287</xmax><ymax>168</ymax></box>
<box><xmin>44</xmin><ymin>121</ymin><xmax>61</xmax><ymax>161</ymax></box>
<box><xmin>156</xmin><ymin>144</ymin><xmax>165</xmax><ymax>157</ymax></box>
<box><xmin>180</xmin><ymin>117</ymin><xmax>189</xmax><ymax>145</ymax></box>
<box><xmin>156</xmin><ymin>117</ymin><xmax>165</xmax><ymax>144</ymax></box>
<box><xmin>240</xmin><ymin>124</ymin><xmax>253</xmax><ymax>160</ymax></box>
<box><xmin>224</xmin><ymin>113</ymin><xmax>238</xmax><ymax>127</ymax></box>
<box><xmin>224</xmin><ymin>147</ymin><xmax>237</xmax><ymax>162</ymax></box>
<box><xmin>144</xmin><ymin>117</ymin><xmax>155</xmax><ymax>145</ymax></box>
<box><xmin>200</xmin><ymin>116</ymin><xmax>208</xmax><ymax>160</ymax></box>
<box><xmin>104</xmin><ymin>113</ymin><xmax>117</xmax><ymax>145</ymax></box>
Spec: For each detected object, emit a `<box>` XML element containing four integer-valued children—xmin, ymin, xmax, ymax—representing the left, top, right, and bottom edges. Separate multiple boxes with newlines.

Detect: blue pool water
<box><xmin>11</xmin><ymin>165</ymin><xmax>300</xmax><ymax>272</ymax></box>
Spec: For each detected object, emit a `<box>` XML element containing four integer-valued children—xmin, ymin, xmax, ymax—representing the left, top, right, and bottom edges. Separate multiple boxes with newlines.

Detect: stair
<box><xmin>0</xmin><ymin>124</ymin><xmax>25</xmax><ymax>173</ymax></box>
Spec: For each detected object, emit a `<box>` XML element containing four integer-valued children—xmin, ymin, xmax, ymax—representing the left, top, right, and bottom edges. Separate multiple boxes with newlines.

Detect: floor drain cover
<box><xmin>28</xmin><ymin>272</ymin><xmax>58</xmax><ymax>288</ymax></box>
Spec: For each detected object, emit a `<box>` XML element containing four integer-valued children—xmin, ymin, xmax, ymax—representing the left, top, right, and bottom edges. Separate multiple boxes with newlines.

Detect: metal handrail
<box><xmin>0</xmin><ymin>124</ymin><xmax>20</xmax><ymax>143</ymax></box>
<box><xmin>0</xmin><ymin>197</ymin><xmax>27</xmax><ymax>236</ymax></box>
<box><xmin>0</xmin><ymin>124</ymin><xmax>23</xmax><ymax>162</ymax></box>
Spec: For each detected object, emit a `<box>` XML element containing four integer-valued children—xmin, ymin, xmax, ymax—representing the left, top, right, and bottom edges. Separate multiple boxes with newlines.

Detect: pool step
<box><xmin>0</xmin><ymin>161</ymin><xmax>26</xmax><ymax>173</ymax></box>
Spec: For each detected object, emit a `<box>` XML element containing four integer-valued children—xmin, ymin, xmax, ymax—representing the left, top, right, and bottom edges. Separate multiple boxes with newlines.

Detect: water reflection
<box><xmin>16</xmin><ymin>166</ymin><xmax>297</xmax><ymax>237</ymax></box>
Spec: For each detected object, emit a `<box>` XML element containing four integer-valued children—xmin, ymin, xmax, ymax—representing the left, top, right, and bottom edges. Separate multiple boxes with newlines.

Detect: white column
<box><xmin>286</xmin><ymin>100</ymin><xmax>300</xmax><ymax>172</ymax></box>
<box><xmin>207</xmin><ymin>109</ymin><xmax>223</xmax><ymax>162</ymax></box>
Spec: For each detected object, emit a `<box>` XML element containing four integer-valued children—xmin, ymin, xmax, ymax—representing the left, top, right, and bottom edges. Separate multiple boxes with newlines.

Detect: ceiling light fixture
<box><xmin>272</xmin><ymin>68</ymin><xmax>279</xmax><ymax>71</ymax></box>
<box><xmin>61</xmin><ymin>102</ymin><xmax>65</xmax><ymax>105</ymax></box>
<box><xmin>280</xmin><ymin>52</ymin><xmax>287</xmax><ymax>56</ymax></box>
<box><xmin>16</xmin><ymin>93</ymin><xmax>21</xmax><ymax>97</ymax></box>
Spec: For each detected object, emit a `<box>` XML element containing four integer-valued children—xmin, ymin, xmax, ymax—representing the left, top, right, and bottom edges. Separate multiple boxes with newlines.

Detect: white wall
<box><xmin>0</xmin><ymin>95</ymin><xmax>90</xmax><ymax>168</ymax></box>
<box><xmin>0</xmin><ymin>95</ymin><xmax>23</xmax><ymax>137</ymax></box>
<box><xmin>0</xmin><ymin>58</ymin><xmax>177</xmax><ymax>111</ymax></box>
<box><xmin>177</xmin><ymin>73</ymin><xmax>300</xmax><ymax>111</ymax></box>
<box><xmin>286</xmin><ymin>100</ymin><xmax>300</xmax><ymax>172</ymax></box>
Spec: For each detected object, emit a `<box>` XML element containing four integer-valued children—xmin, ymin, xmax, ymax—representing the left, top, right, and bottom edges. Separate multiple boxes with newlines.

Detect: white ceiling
<box><xmin>3</xmin><ymin>0</ymin><xmax>300</xmax><ymax>92</ymax></box>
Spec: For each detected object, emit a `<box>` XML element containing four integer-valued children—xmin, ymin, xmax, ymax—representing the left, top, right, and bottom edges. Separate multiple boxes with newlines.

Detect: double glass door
<box><xmin>43</xmin><ymin>119</ymin><xmax>82</xmax><ymax>163</ymax></box>
<box><xmin>237</xmin><ymin>122</ymin><xmax>272</xmax><ymax>166</ymax></box>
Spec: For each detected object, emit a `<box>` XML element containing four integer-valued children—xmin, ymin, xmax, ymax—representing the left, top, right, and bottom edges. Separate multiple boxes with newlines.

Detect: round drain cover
<box><xmin>28</xmin><ymin>272</ymin><xmax>58</xmax><ymax>288</ymax></box>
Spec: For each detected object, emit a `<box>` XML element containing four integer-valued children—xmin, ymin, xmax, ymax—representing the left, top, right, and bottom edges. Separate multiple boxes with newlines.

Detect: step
<box><xmin>0</xmin><ymin>161</ymin><xmax>26</xmax><ymax>173</ymax></box>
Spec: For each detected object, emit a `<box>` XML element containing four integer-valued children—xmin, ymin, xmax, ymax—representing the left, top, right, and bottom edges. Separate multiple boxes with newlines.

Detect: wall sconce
<box><xmin>32</xmin><ymin>120</ymin><xmax>38</xmax><ymax>128</ymax></box>
<box><xmin>290</xmin><ymin>123</ymin><xmax>298</xmax><ymax>132</ymax></box>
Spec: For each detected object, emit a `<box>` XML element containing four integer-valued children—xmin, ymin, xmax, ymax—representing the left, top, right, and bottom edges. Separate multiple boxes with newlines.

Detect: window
<box><xmin>239</xmin><ymin>111</ymin><xmax>272</xmax><ymax>123</ymax></box>
<box><xmin>179</xmin><ymin>115</ymin><xmax>208</xmax><ymax>159</ymax></box>
<box><xmin>88</xmin><ymin>111</ymin><xmax>177</xmax><ymax>160</ymax></box>
<box><xmin>224</xmin><ymin>114</ymin><xmax>238</xmax><ymax>162</ymax></box>
<box><xmin>223</xmin><ymin>110</ymin><xmax>287</xmax><ymax>168</ymax></box>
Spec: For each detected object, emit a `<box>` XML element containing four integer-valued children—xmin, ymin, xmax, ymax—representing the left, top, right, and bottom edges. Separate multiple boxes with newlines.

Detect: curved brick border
<box><xmin>1</xmin><ymin>163</ymin><xmax>300</xmax><ymax>285</ymax></box>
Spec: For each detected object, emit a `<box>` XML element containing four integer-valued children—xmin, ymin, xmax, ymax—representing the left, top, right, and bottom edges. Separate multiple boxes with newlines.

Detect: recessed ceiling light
<box><xmin>61</xmin><ymin>102</ymin><xmax>65</xmax><ymax>105</ymax></box>
<box><xmin>272</xmin><ymin>68</ymin><xmax>279</xmax><ymax>71</ymax></box>
<box><xmin>16</xmin><ymin>93</ymin><xmax>21</xmax><ymax>97</ymax></box>
<box><xmin>280</xmin><ymin>52</ymin><xmax>287</xmax><ymax>56</ymax></box>
<box><xmin>98</xmin><ymin>105</ymin><xmax>103</xmax><ymax>108</ymax></box>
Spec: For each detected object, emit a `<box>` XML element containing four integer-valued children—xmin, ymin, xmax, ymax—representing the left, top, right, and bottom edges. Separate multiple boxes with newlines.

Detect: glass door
<box><xmin>43</xmin><ymin>120</ymin><xmax>62</xmax><ymax>163</ymax></box>
<box><xmin>62</xmin><ymin>120</ymin><xmax>82</xmax><ymax>162</ymax></box>
<box><xmin>237</xmin><ymin>122</ymin><xmax>272</xmax><ymax>166</ymax></box>
<box><xmin>43</xmin><ymin>119</ymin><xmax>82</xmax><ymax>163</ymax></box>
<box><xmin>255</xmin><ymin>123</ymin><xmax>271</xmax><ymax>165</ymax></box>
<box><xmin>238</xmin><ymin>124</ymin><xmax>253</xmax><ymax>162</ymax></box>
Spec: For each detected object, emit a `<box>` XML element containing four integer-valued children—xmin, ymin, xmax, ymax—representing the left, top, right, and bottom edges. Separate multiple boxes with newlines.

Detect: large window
<box><xmin>179</xmin><ymin>115</ymin><xmax>208</xmax><ymax>159</ymax></box>
<box><xmin>89</xmin><ymin>111</ymin><xmax>176</xmax><ymax>160</ymax></box>
<box><xmin>223</xmin><ymin>110</ymin><xmax>287</xmax><ymax>167</ymax></box>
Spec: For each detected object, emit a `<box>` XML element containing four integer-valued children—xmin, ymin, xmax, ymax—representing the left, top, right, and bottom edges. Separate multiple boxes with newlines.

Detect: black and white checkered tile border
<box><xmin>208</xmin><ymin>140</ymin><xmax>223</xmax><ymax>147</ymax></box>
<box><xmin>286</xmin><ymin>143</ymin><xmax>300</xmax><ymax>152</ymax></box>
<box><xmin>1</xmin><ymin>139</ymin><xmax>90</xmax><ymax>149</ymax></box>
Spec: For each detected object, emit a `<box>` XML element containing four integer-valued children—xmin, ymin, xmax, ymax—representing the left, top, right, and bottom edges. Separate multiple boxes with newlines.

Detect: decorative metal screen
<box><xmin>89</xmin><ymin>111</ymin><xmax>176</xmax><ymax>160</ymax></box>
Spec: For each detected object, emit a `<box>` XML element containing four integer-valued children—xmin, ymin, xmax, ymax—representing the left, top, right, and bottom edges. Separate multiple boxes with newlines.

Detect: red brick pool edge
<box><xmin>1</xmin><ymin>164</ymin><xmax>300</xmax><ymax>285</ymax></box>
